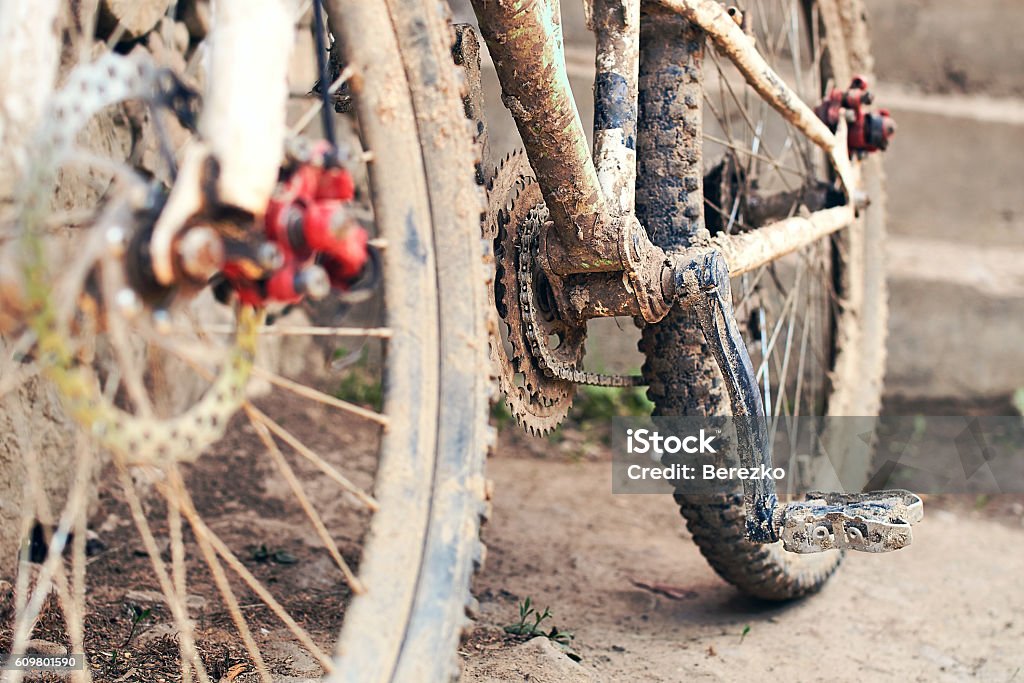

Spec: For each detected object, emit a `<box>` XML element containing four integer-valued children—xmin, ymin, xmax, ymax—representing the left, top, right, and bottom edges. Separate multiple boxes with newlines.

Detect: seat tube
<box><xmin>470</xmin><ymin>0</ymin><xmax>621</xmax><ymax>272</ymax></box>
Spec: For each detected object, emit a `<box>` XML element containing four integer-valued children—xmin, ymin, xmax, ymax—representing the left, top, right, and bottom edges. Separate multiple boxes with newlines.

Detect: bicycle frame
<box><xmin>471</xmin><ymin>0</ymin><xmax>859</xmax><ymax>298</ymax></box>
<box><xmin>470</xmin><ymin>0</ymin><xmax>903</xmax><ymax>546</ymax></box>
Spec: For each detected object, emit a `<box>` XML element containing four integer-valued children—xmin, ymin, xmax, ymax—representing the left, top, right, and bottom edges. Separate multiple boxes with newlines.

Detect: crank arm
<box><xmin>674</xmin><ymin>250</ymin><xmax>778</xmax><ymax>542</ymax></box>
<box><xmin>672</xmin><ymin>250</ymin><xmax>923</xmax><ymax>552</ymax></box>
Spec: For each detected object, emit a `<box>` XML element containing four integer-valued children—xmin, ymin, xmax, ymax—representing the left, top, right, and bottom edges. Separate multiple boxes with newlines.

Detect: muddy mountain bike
<box><xmin>0</xmin><ymin>0</ymin><xmax>920</xmax><ymax>680</ymax></box>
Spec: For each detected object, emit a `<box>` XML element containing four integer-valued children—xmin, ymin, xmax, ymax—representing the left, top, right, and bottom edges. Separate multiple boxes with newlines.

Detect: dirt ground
<box><xmin>5</xmin><ymin>405</ymin><xmax>1021</xmax><ymax>682</ymax></box>
<box><xmin>460</xmin><ymin>432</ymin><xmax>1024</xmax><ymax>683</ymax></box>
<box><xmin>0</xmin><ymin>392</ymin><xmax>379</xmax><ymax>682</ymax></box>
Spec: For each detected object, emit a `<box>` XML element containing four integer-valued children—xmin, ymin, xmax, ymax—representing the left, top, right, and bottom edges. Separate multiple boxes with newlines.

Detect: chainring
<box><xmin>486</xmin><ymin>151</ymin><xmax>586</xmax><ymax>435</ymax></box>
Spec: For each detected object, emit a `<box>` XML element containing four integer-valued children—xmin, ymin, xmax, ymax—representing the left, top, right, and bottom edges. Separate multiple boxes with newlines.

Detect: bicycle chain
<box><xmin>517</xmin><ymin>206</ymin><xmax>644</xmax><ymax>388</ymax></box>
<box><xmin>486</xmin><ymin>151</ymin><xmax>645</xmax><ymax>434</ymax></box>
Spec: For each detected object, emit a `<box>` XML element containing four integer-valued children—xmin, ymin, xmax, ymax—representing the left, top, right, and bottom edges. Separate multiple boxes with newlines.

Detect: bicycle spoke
<box><xmin>136</xmin><ymin>322</ymin><xmax>381</xmax><ymax>511</ymax></box>
<box><xmin>246</xmin><ymin>404</ymin><xmax>380</xmax><ymax>511</ymax></box>
<box><xmin>172</xmin><ymin>468</ymin><xmax>335</xmax><ymax>674</ymax></box>
<box><xmin>251</xmin><ymin>365</ymin><xmax>388</xmax><ymax>426</ymax></box>
<box><xmin>790</xmin><ymin>270</ymin><xmax>815</xmax><ymax>419</ymax></box>
<box><xmin>769</xmin><ymin>259</ymin><xmax>803</xmax><ymax>421</ymax></box>
<box><xmin>100</xmin><ymin>255</ymin><xmax>154</xmax><ymax>416</ymax></box>
<box><xmin>707</xmin><ymin>47</ymin><xmax>797</xmax><ymax>192</ymax></box>
<box><xmin>166</xmin><ymin>481</ymin><xmax>195</xmax><ymax>683</ymax></box>
<box><xmin>704</xmin><ymin>0</ymin><xmax>844</xmax><ymax>464</ymax></box>
<box><xmin>175</xmin><ymin>471</ymin><xmax>273</xmax><ymax>683</ymax></box>
<box><xmin>245</xmin><ymin>406</ymin><xmax>366</xmax><ymax>594</ymax></box>
<box><xmin>69</xmin><ymin>459</ymin><xmax>90</xmax><ymax>683</ymax></box>
<box><xmin>9</xmin><ymin>425</ymin><xmax>91</xmax><ymax>663</ymax></box>
<box><xmin>196</xmin><ymin>323</ymin><xmax>392</xmax><ymax>338</ymax></box>
<box><xmin>754</xmin><ymin>263</ymin><xmax>803</xmax><ymax>382</ymax></box>
<box><xmin>115</xmin><ymin>458</ymin><xmax>212</xmax><ymax>683</ymax></box>
<box><xmin>289</xmin><ymin>65</ymin><xmax>355</xmax><ymax>136</ymax></box>
<box><xmin>704</xmin><ymin>133</ymin><xmax>806</xmax><ymax>180</ymax></box>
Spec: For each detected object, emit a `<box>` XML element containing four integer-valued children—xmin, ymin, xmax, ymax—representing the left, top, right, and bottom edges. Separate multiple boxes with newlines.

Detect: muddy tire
<box><xmin>638</xmin><ymin>1</ymin><xmax>887</xmax><ymax>600</ymax></box>
<box><xmin>325</xmin><ymin>0</ymin><xmax>492</xmax><ymax>679</ymax></box>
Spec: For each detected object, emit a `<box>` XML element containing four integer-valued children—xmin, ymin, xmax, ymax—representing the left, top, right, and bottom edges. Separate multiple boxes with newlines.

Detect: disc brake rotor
<box><xmin>16</xmin><ymin>52</ymin><xmax>259</xmax><ymax>465</ymax></box>
<box><xmin>485</xmin><ymin>151</ymin><xmax>585</xmax><ymax>435</ymax></box>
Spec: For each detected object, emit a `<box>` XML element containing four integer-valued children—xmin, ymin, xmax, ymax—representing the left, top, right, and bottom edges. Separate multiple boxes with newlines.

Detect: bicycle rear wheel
<box><xmin>638</xmin><ymin>0</ymin><xmax>887</xmax><ymax>599</ymax></box>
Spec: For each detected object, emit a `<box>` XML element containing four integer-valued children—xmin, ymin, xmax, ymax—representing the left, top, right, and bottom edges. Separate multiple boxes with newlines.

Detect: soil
<box><xmin>4</xmin><ymin>402</ymin><xmax>1021</xmax><ymax>682</ymax></box>
<box><xmin>0</xmin><ymin>389</ymin><xmax>380</xmax><ymax>682</ymax></box>
<box><xmin>460</xmin><ymin>428</ymin><xmax>1024</xmax><ymax>682</ymax></box>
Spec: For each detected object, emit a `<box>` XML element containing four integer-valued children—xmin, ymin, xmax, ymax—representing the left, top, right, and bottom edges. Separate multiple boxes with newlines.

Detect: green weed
<box><xmin>333</xmin><ymin>347</ymin><xmax>382</xmax><ymax>410</ymax></box>
<box><xmin>504</xmin><ymin>597</ymin><xmax>580</xmax><ymax>660</ymax></box>
<box><xmin>572</xmin><ymin>384</ymin><xmax>653</xmax><ymax>421</ymax></box>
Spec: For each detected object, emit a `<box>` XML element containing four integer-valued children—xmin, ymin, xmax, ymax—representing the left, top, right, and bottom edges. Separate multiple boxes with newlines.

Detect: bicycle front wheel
<box><xmin>0</xmin><ymin>0</ymin><xmax>490</xmax><ymax>681</ymax></box>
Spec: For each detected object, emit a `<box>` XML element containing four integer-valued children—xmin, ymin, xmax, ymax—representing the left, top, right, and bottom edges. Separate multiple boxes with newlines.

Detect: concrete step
<box><xmin>885</xmin><ymin>236</ymin><xmax>1024</xmax><ymax>401</ymax></box>
<box><xmin>874</xmin><ymin>86</ymin><xmax>1024</xmax><ymax>127</ymax></box>
<box><xmin>879</xmin><ymin>101</ymin><xmax>1023</xmax><ymax>249</ymax></box>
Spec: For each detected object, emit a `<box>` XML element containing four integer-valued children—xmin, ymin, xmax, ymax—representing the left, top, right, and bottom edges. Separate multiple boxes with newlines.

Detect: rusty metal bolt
<box><xmin>295</xmin><ymin>264</ymin><xmax>331</xmax><ymax>300</ymax></box>
<box><xmin>177</xmin><ymin>226</ymin><xmax>225</xmax><ymax>282</ymax></box>
<box><xmin>853</xmin><ymin>190</ymin><xmax>870</xmax><ymax>210</ymax></box>
<box><xmin>328</xmin><ymin>205</ymin><xmax>355</xmax><ymax>241</ymax></box>
<box><xmin>285</xmin><ymin>137</ymin><xmax>314</xmax><ymax>165</ymax></box>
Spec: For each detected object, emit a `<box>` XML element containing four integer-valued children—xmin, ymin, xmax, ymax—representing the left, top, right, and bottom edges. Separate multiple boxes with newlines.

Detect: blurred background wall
<box><xmin>864</xmin><ymin>0</ymin><xmax>1024</xmax><ymax>404</ymax></box>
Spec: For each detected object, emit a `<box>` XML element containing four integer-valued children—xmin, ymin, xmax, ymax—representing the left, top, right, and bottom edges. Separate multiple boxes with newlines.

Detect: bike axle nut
<box><xmin>177</xmin><ymin>226</ymin><xmax>225</xmax><ymax>282</ymax></box>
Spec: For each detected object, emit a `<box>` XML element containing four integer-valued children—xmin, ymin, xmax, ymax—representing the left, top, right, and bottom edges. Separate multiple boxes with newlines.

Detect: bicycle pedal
<box><xmin>774</xmin><ymin>489</ymin><xmax>923</xmax><ymax>554</ymax></box>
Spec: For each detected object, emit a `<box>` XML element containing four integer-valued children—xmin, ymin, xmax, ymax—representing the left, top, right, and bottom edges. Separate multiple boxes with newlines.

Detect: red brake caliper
<box><xmin>815</xmin><ymin>75</ymin><xmax>896</xmax><ymax>155</ymax></box>
<box><xmin>224</xmin><ymin>143</ymin><xmax>369</xmax><ymax>306</ymax></box>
